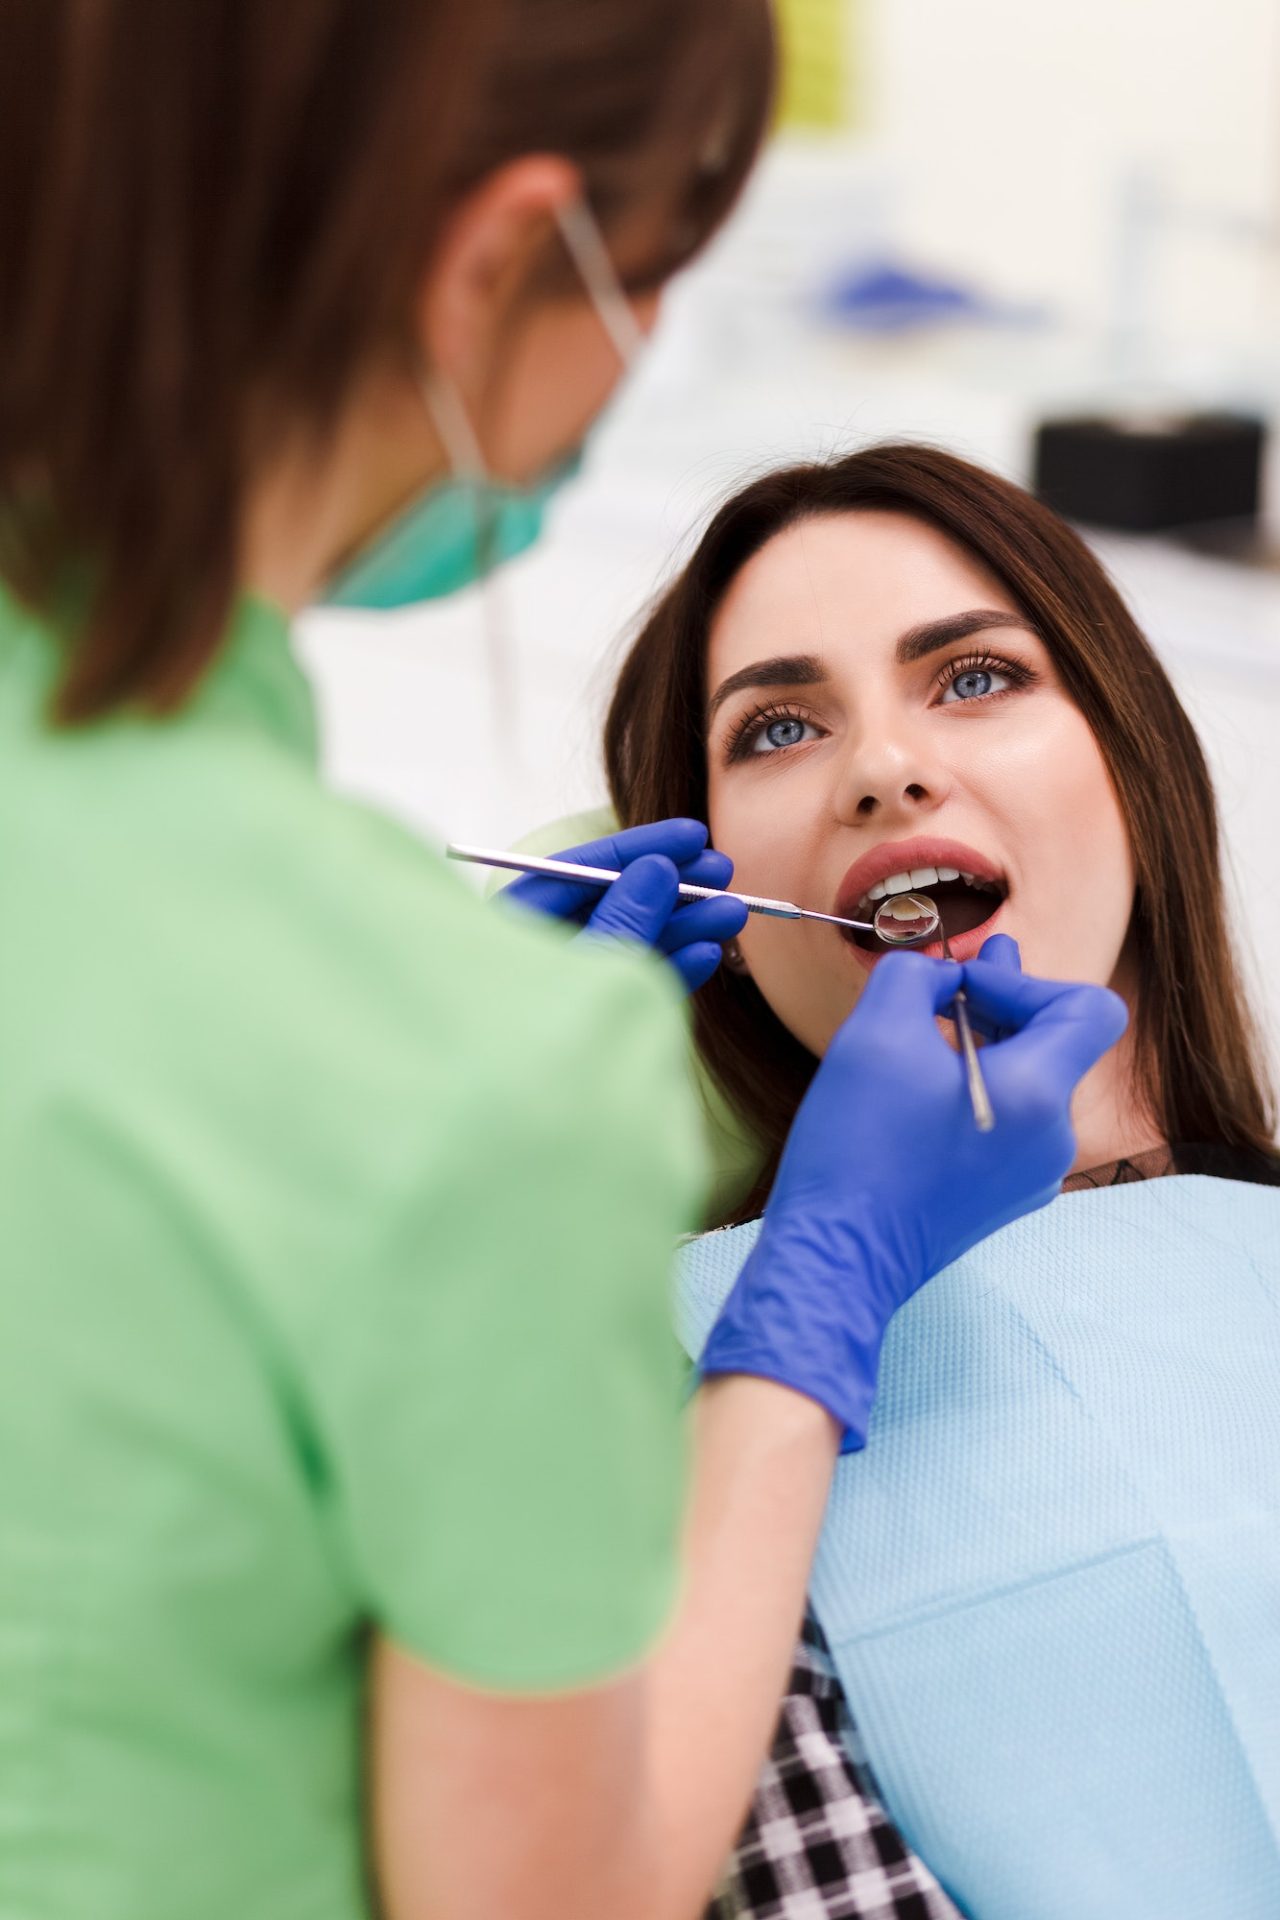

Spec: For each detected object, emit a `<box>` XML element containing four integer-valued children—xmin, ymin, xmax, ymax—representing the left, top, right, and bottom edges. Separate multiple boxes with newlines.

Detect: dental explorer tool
<box><xmin>446</xmin><ymin>843</ymin><xmax>943</xmax><ymax>944</ymax></box>
<box><xmin>871</xmin><ymin>901</ymin><xmax>994</xmax><ymax>1131</ymax></box>
<box><xmin>941</xmin><ymin>926</ymin><xmax>996</xmax><ymax>1133</ymax></box>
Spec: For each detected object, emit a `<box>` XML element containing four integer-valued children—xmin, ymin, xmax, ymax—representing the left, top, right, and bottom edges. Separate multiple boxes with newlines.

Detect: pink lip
<box><xmin>833</xmin><ymin>835</ymin><xmax>1007</xmax><ymax>974</ymax></box>
<box><xmin>835</xmin><ymin>836</ymin><xmax>1005</xmax><ymax>923</ymax></box>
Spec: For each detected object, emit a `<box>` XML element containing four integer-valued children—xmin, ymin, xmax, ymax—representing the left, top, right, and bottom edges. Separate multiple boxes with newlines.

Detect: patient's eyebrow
<box><xmin>896</xmin><ymin>609</ymin><xmax>1030</xmax><ymax>665</ymax></box>
<box><xmin>706</xmin><ymin>653</ymin><xmax>827</xmax><ymax>725</ymax></box>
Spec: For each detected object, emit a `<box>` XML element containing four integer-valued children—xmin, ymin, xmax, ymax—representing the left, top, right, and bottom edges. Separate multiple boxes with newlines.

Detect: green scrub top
<box><xmin>0</xmin><ymin>582</ymin><xmax>705</xmax><ymax>1920</ymax></box>
<box><xmin>506</xmin><ymin>807</ymin><xmax>768</xmax><ymax>1222</ymax></box>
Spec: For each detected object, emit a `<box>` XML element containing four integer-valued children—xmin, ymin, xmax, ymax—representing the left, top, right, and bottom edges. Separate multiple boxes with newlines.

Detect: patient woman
<box><xmin>604</xmin><ymin>445</ymin><xmax>1280</xmax><ymax>1920</ymax></box>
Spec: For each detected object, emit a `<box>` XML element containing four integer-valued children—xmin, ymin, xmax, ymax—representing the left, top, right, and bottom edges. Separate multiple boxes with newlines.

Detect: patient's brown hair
<box><xmin>605</xmin><ymin>444</ymin><xmax>1277</xmax><ymax>1223</ymax></box>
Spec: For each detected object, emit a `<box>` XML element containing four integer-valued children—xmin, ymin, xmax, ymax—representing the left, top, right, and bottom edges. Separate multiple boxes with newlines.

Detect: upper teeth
<box><xmin>858</xmin><ymin>865</ymin><xmax>1000</xmax><ymax>912</ymax></box>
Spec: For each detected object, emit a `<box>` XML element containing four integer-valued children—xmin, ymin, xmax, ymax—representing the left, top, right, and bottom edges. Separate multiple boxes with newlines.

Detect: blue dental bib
<box><xmin>676</xmin><ymin>1178</ymin><xmax>1280</xmax><ymax>1919</ymax></box>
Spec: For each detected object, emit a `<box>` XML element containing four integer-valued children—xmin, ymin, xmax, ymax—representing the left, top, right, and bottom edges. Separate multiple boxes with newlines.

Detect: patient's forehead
<box><xmin>707</xmin><ymin>509</ymin><xmax>1018</xmax><ymax>680</ymax></box>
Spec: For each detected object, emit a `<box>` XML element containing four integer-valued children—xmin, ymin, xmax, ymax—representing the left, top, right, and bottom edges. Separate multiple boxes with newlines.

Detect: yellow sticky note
<box><xmin>776</xmin><ymin>0</ymin><xmax>851</xmax><ymax>131</ymax></box>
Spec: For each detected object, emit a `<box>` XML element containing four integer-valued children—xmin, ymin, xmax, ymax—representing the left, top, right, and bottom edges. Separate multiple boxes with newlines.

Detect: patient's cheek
<box><xmin>713</xmin><ymin>784</ymin><xmax>818</xmax><ymax>911</ymax></box>
<box><xmin>710</xmin><ymin>810</ymin><xmax>845</xmax><ymax>1050</ymax></box>
<box><xmin>1022</xmin><ymin>719</ymin><xmax>1134</xmax><ymax>989</ymax></box>
<box><xmin>737</xmin><ymin>920</ymin><xmax>867</xmax><ymax>1060</ymax></box>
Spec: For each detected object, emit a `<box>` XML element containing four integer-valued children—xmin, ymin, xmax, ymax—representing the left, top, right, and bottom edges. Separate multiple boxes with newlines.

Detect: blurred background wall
<box><xmin>871</xmin><ymin>0</ymin><xmax>1280</xmax><ymax>347</ymax></box>
<box><xmin>301</xmin><ymin>0</ymin><xmax>1280</xmax><ymax>1072</ymax></box>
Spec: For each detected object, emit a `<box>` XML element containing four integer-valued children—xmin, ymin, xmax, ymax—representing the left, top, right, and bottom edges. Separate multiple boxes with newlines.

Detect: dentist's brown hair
<box><xmin>0</xmin><ymin>0</ymin><xmax>774</xmax><ymax>723</ymax></box>
<box><xmin>605</xmin><ymin>443</ymin><xmax>1277</xmax><ymax>1224</ymax></box>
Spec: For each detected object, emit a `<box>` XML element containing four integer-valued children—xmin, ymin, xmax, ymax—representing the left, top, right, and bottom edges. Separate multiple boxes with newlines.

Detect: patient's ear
<box><xmin>723</xmin><ymin>938</ymin><xmax>751</xmax><ymax>976</ymax></box>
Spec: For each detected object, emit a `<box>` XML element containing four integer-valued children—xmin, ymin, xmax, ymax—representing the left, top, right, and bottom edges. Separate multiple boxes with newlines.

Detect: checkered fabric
<box><xmin>707</xmin><ymin>1612</ymin><xmax>960</xmax><ymax>1920</ymax></box>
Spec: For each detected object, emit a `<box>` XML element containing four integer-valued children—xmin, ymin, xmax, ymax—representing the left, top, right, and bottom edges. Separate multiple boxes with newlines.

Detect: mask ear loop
<box><xmin>424</xmin><ymin>370</ymin><xmax>488</xmax><ymax>483</ymax></box>
<box><xmin>422</xmin><ymin>200</ymin><xmax>647</xmax><ymax>827</ymax></box>
<box><xmin>422</xmin><ymin>369</ymin><xmax>526</xmax><ymax>799</ymax></box>
<box><xmin>552</xmin><ymin>200</ymin><xmax>649</xmax><ymax>371</ymax></box>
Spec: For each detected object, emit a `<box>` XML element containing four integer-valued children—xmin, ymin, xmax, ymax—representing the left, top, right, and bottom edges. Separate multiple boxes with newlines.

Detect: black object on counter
<box><xmin>1032</xmin><ymin>412</ymin><xmax>1265</xmax><ymax>534</ymax></box>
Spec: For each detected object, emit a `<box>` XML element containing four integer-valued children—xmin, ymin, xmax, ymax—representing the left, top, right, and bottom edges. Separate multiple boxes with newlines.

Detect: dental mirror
<box><xmin>871</xmin><ymin>891</ymin><xmax>942</xmax><ymax>947</ymax></box>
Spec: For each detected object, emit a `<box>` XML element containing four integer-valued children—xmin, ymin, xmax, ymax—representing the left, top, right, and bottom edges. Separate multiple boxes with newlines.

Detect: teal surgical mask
<box><xmin>322</xmin><ymin>201</ymin><xmax>645</xmax><ymax>611</ymax></box>
<box><xmin>321</xmin><ymin>446</ymin><xmax>584</xmax><ymax>611</ymax></box>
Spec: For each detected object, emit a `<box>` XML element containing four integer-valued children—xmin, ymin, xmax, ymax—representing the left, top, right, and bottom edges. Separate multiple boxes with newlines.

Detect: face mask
<box><xmin>320</xmin><ymin>448</ymin><xmax>584</xmax><ymax>610</ymax></box>
<box><xmin>322</xmin><ymin>201</ymin><xmax>646</xmax><ymax>611</ymax></box>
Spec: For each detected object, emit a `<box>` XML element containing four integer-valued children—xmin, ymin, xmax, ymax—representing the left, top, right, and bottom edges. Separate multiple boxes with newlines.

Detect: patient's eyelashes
<box><xmin>718</xmin><ymin>650</ymin><xmax>1040</xmax><ymax>765</ymax></box>
<box><xmin>723</xmin><ymin>702</ymin><xmax>826</xmax><ymax>763</ymax></box>
<box><xmin>936</xmin><ymin>649</ymin><xmax>1037</xmax><ymax>707</ymax></box>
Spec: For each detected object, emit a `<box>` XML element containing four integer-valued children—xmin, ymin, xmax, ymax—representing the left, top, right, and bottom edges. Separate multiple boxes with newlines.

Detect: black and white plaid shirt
<box><xmin>706</xmin><ymin>1611</ymin><xmax>959</xmax><ymax>1920</ymax></box>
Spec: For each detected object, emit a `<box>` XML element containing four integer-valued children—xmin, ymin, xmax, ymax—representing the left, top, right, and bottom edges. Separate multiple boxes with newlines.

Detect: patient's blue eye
<box><xmin>758</xmin><ymin>716</ymin><xmax>808</xmax><ymax>751</ymax></box>
<box><xmin>940</xmin><ymin>661</ymin><xmax>1017</xmax><ymax>705</ymax></box>
<box><xmin>724</xmin><ymin>705</ymin><xmax>825</xmax><ymax>763</ymax></box>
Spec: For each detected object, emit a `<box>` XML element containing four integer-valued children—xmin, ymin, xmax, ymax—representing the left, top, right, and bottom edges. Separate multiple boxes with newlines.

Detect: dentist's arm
<box><xmin>371</xmin><ymin>951</ymin><xmax>1127</xmax><ymax>1920</ymax></box>
<box><xmin>372</xmin><ymin>1374</ymin><xmax>836</xmax><ymax>1920</ymax></box>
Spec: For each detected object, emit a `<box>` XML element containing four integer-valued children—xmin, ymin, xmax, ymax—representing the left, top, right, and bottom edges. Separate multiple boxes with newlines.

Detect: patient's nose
<box><xmin>834</xmin><ymin>726</ymin><xmax>950</xmax><ymax>823</ymax></box>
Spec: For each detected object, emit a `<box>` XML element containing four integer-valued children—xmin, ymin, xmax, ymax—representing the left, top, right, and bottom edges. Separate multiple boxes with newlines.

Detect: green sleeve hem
<box><xmin>379</xmin><ymin>1558</ymin><xmax>680</xmax><ymax>1698</ymax></box>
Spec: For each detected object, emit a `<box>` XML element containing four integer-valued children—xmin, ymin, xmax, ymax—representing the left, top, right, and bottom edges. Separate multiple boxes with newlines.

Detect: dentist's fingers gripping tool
<box><xmin>447</xmin><ymin>843</ymin><xmax>940</xmax><ymax>943</ymax></box>
<box><xmin>448</xmin><ymin>844</ymin><xmax>993</xmax><ymax>1129</ymax></box>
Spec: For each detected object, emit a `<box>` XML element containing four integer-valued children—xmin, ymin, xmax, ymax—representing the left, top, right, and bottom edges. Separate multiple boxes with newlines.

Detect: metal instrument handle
<box><xmin>446</xmin><ymin>844</ymin><xmax>806</xmax><ymax>919</ymax></box>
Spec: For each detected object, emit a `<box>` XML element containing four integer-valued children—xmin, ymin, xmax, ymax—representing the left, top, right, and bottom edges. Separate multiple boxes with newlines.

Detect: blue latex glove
<box><xmin>960</xmin><ymin>930</ymin><xmax>1023</xmax><ymax>1039</ymax></box>
<box><xmin>700</xmin><ymin>940</ymin><xmax>1128</xmax><ymax>1449</ymax></box>
<box><xmin>504</xmin><ymin>819</ymin><xmax>749</xmax><ymax>994</ymax></box>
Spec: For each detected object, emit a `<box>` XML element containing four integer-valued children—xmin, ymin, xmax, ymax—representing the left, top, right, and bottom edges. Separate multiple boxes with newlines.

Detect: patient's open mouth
<box><xmin>833</xmin><ymin>840</ymin><xmax>1009</xmax><ymax>967</ymax></box>
<box><xmin>851</xmin><ymin>867</ymin><xmax>1006</xmax><ymax>953</ymax></box>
